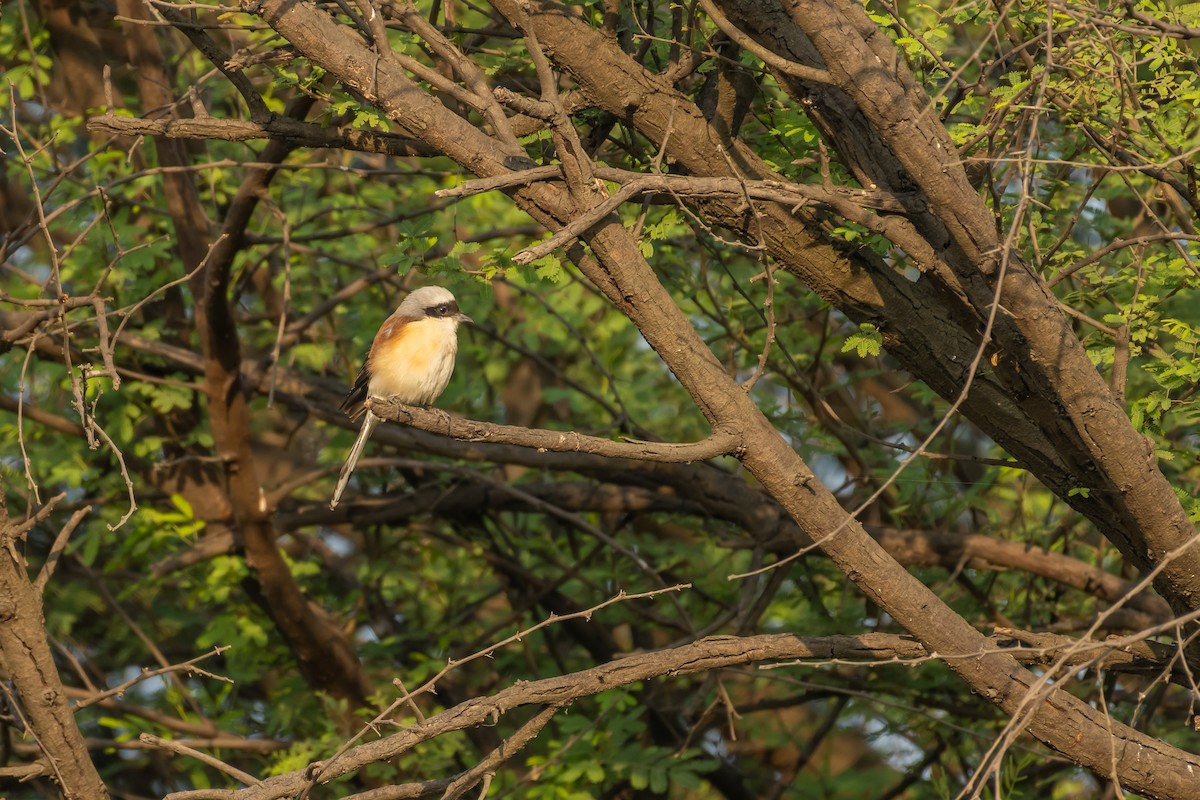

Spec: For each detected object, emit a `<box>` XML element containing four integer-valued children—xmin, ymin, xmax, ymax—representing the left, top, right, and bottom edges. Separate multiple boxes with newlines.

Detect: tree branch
<box><xmin>0</xmin><ymin>500</ymin><xmax>109</xmax><ymax>799</ymax></box>
<box><xmin>86</xmin><ymin>114</ymin><xmax>438</xmax><ymax>157</ymax></box>
<box><xmin>162</xmin><ymin>629</ymin><xmax>1188</xmax><ymax>799</ymax></box>
<box><xmin>368</xmin><ymin>397</ymin><xmax>742</xmax><ymax>463</ymax></box>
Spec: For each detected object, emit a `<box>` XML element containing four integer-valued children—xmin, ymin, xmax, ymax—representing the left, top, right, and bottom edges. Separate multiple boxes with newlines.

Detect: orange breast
<box><xmin>366</xmin><ymin>316</ymin><xmax>460</xmax><ymax>406</ymax></box>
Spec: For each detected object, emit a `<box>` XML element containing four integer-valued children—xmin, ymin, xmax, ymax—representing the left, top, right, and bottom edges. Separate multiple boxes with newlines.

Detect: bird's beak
<box><xmin>457</xmin><ymin>311</ymin><xmax>474</xmax><ymax>326</ymax></box>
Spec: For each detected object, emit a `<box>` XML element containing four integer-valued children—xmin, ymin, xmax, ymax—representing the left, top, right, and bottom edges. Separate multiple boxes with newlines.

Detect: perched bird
<box><xmin>330</xmin><ymin>286</ymin><xmax>472</xmax><ymax>509</ymax></box>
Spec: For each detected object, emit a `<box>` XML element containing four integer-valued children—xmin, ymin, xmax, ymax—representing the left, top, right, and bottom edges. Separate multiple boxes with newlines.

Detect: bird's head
<box><xmin>397</xmin><ymin>285</ymin><xmax>473</xmax><ymax>328</ymax></box>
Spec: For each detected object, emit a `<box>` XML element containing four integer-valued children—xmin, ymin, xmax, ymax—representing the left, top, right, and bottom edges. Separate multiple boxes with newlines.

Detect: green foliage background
<box><xmin>1</xmin><ymin>0</ymin><xmax>1199</xmax><ymax>796</ymax></box>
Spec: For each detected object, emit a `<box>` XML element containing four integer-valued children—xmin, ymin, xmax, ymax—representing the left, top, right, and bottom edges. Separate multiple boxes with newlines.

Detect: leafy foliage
<box><xmin>1</xmin><ymin>0</ymin><xmax>1199</xmax><ymax>796</ymax></box>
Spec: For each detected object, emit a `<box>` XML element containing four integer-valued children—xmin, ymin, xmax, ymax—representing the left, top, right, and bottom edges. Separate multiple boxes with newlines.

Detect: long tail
<box><xmin>330</xmin><ymin>411</ymin><xmax>379</xmax><ymax>509</ymax></box>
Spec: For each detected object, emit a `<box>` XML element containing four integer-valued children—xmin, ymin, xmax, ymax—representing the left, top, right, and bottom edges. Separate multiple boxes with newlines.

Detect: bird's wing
<box><xmin>340</xmin><ymin>362</ymin><xmax>371</xmax><ymax>420</ymax></box>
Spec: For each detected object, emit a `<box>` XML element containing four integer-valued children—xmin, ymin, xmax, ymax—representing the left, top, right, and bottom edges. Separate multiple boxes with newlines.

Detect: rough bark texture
<box><xmin>716</xmin><ymin>0</ymin><xmax>1200</xmax><ymax>612</ymax></box>
<box><xmin>0</xmin><ymin>502</ymin><xmax>109</xmax><ymax>799</ymax></box>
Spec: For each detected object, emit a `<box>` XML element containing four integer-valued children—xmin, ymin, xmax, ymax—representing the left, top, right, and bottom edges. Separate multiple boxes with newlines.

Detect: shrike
<box><xmin>330</xmin><ymin>286</ymin><xmax>472</xmax><ymax>509</ymax></box>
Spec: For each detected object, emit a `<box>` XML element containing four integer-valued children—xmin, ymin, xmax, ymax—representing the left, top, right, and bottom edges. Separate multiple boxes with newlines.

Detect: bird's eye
<box><xmin>435</xmin><ymin>304</ymin><xmax>449</xmax><ymax>316</ymax></box>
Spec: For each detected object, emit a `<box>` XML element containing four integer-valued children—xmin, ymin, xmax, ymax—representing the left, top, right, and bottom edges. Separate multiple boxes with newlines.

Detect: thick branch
<box><xmin>0</xmin><ymin>501</ymin><xmax>109</xmax><ymax>799</ymax></box>
<box><xmin>86</xmin><ymin>114</ymin><xmax>437</xmax><ymax>157</ymax></box>
<box><xmin>440</xmin><ymin>164</ymin><xmax>911</xmax><ymax>211</ymax></box>
<box><xmin>713</xmin><ymin>0</ymin><xmax>1200</xmax><ymax>612</ymax></box>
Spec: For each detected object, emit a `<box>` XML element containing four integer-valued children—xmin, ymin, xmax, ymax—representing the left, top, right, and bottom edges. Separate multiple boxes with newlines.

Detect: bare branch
<box><xmin>140</xmin><ymin>733</ymin><xmax>260</xmax><ymax>787</ymax></box>
<box><xmin>437</xmin><ymin>705</ymin><xmax>561</xmax><ymax>800</ymax></box>
<box><xmin>73</xmin><ymin>647</ymin><xmax>232</xmax><ymax>711</ymax></box>
<box><xmin>86</xmin><ymin>114</ymin><xmax>438</xmax><ymax>156</ymax></box>
<box><xmin>308</xmin><ymin>586</ymin><xmax>690</xmax><ymax>791</ymax></box>
<box><xmin>33</xmin><ymin>505</ymin><xmax>91</xmax><ymax>593</ymax></box>
<box><xmin>368</xmin><ymin>397</ymin><xmax>742</xmax><ymax>462</ymax></box>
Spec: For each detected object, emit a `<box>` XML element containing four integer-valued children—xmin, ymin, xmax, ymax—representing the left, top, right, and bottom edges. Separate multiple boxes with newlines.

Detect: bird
<box><xmin>330</xmin><ymin>285</ymin><xmax>472</xmax><ymax>509</ymax></box>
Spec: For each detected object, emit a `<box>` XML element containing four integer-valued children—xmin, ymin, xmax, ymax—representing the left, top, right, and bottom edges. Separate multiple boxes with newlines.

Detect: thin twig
<box><xmin>140</xmin><ymin>733</ymin><xmax>260</xmax><ymax>786</ymax></box>
<box><xmin>73</xmin><ymin>647</ymin><xmax>232</xmax><ymax>711</ymax></box>
<box><xmin>696</xmin><ymin>0</ymin><xmax>836</xmax><ymax>85</ymax></box>
<box><xmin>33</xmin><ymin>506</ymin><xmax>92</xmax><ymax>594</ymax></box>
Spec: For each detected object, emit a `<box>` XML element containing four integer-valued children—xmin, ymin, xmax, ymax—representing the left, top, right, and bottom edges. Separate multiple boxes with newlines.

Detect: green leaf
<box><xmin>532</xmin><ymin>254</ymin><xmax>567</xmax><ymax>284</ymax></box>
<box><xmin>842</xmin><ymin>322</ymin><xmax>883</xmax><ymax>358</ymax></box>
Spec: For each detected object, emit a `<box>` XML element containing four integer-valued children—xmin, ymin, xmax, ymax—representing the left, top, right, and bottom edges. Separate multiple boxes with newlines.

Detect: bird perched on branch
<box><xmin>330</xmin><ymin>286</ymin><xmax>472</xmax><ymax>509</ymax></box>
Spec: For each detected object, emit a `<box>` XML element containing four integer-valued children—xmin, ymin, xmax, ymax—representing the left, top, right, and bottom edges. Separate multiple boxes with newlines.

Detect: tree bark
<box><xmin>713</xmin><ymin>0</ymin><xmax>1200</xmax><ymax>615</ymax></box>
<box><xmin>0</xmin><ymin>501</ymin><xmax>108</xmax><ymax>800</ymax></box>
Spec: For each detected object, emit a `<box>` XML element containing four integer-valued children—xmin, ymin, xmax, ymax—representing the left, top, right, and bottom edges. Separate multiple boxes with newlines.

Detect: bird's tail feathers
<box><xmin>330</xmin><ymin>411</ymin><xmax>379</xmax><ymax>510</ymax></box>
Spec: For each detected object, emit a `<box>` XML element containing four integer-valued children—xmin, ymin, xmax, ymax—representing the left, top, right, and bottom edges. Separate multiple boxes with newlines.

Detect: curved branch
<box><xmin>163</xmin><ymin>629</ymin><xmax>1184</xmax><ymax>800</ymax></box>
<box><xmin>368</xmin><ymin>397</ymin><xmax>742</xmax><ymax>463</ymax></box>
<box><xmin>152</xmin><ymin>0</ymin><xmax>271</xmax><ymax>120</ymax></box>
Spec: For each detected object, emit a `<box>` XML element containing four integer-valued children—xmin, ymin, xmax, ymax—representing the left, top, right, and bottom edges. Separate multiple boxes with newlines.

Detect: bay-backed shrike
<box><xmin>330</xmin><ymin>286</ymin><xmax>472</xmax><ymax>509</ymax></box>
